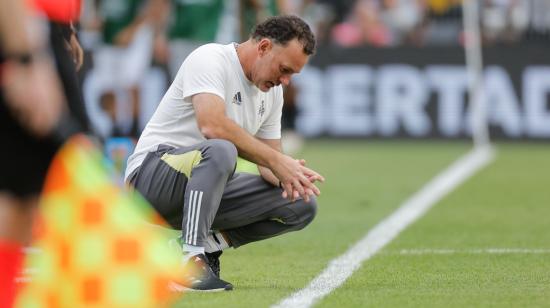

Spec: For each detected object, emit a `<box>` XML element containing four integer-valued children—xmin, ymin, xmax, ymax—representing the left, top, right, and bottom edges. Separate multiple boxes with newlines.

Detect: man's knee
<box><xmin>204</xmin><ymin>139</ymin><xmax>238</xmax><ymax>175</ymax></box>
<box><xmin>294</xmin><ymin>196</ymin><xmax>318</xmax><ymax>230</ymax></box>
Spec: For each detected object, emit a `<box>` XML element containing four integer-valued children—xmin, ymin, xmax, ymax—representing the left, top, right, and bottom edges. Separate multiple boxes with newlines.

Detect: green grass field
<box><xmin>174</xmin><ymin>140</ymin><xmax>550</xmax><ymax>307</ymax></box>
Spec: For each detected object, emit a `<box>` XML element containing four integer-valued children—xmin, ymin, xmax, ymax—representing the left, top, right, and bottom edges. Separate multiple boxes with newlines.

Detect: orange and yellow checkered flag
<box><xmin>16</xmin><ymin>136</ymin><xmax>183</xmax><ymax>307</ymax></box>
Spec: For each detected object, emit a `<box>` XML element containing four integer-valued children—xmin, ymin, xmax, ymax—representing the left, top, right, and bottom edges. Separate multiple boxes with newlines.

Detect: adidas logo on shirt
<box><xmin>232</xmin><ymin>92</ymin><xmax>242</xmax><ymax>105</ymax></box>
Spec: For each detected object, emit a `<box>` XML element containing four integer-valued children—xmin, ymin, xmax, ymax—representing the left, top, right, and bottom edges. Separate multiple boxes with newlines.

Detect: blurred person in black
<box><xmin>0</xmin><ymin>1</ymin><xmax>62</xmax><ymax>306</ymax></box>
<box><xmin>0</xmin><ymin>0</ymin><xmax>89</xmax><ymax>306</ymax></box>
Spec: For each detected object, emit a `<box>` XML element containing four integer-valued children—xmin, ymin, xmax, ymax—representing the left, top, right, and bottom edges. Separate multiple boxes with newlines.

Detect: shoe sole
<box><xmin>168</xmin><ymin>281</ymin><xmax>233</xmax><ymax>293</ymax></box>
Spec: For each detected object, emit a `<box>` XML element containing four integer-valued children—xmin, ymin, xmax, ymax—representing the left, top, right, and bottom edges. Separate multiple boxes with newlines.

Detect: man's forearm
<box><xmin>193</xmin><ymin>93</ymin><xmax>285</xmax><ymax>174</ymax></box>
<box><xmin>203</xmin><ymin>117</ymin><xmax>280</xmax><ymax>169</ymax></box>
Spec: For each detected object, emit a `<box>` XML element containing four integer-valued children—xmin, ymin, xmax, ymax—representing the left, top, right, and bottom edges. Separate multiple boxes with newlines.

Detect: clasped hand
<box><xmin>275</xmin><ymin>155</ymin><xmax>324</xmax><ymax>203</ymax></box>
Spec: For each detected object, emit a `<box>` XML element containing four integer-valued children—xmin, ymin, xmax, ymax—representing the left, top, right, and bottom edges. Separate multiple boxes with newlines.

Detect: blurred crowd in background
<box><xmin>320</xmin><ymin>0</ymin><xmax>550</xmax><ymax>48</ymax></box>
<box><xmin>73</xmin><ymin>0</ymin><xmax>550</xmax><ymax>141</ymax></box>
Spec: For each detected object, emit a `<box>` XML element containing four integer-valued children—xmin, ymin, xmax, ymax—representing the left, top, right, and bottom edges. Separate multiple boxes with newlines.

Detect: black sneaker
<box><xmin>170</xmin><ymin>254</ymin><xmax>233</xmax><ymax>292</ymax></box>
<box><xmin>205</xmin><ymin>251</ymin><xmax>222</xmax><ymax>278</ymax></box>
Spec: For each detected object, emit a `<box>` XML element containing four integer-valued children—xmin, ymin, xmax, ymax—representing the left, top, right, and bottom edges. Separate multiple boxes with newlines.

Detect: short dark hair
<box><xmin>252</xmin><ymin>15</ymin><xmax>316</xmax><ymax>55</ymax></box>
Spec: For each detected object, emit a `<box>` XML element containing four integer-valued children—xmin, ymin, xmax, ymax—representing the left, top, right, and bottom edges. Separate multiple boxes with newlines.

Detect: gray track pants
<box><xmin>128</xmin><ymin>139</ymin><xmax>317</xmax><ymax>248</ymax></box>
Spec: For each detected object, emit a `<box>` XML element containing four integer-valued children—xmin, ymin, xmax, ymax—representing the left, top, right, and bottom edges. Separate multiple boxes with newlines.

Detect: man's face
<box><xmin>251</xmin><ymin>38</ymin><xmax>309</xmax><ymax>92</ymax></box>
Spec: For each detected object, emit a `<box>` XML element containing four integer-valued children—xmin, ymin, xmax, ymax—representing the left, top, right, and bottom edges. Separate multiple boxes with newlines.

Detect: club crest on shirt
<box><xmin>232</xmin><ymin>92</ymin><xmax>242</xmax><ymax>106</ymax></box>
<box><xmin>259</xmin><ymin>100</ymin><xmax>265</xmax><ymax>117</ymax></box>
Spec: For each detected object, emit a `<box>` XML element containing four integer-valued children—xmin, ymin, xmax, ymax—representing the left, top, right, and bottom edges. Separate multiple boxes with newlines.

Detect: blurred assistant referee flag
<box><xmin>15</xmin><ymin>136</ymin><xmax>183</xmax><ymax>307</ymax></box>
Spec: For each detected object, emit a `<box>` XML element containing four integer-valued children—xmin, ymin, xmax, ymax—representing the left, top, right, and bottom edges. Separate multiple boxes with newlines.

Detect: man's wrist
<box><xmin>266</xmin><ymin>150</ymin><xmax>282</xmax><ymax>170</ymax></box>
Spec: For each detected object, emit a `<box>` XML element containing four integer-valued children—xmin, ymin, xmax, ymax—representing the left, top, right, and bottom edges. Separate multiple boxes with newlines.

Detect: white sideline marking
<box><xmin>273</xmin><ymin>146</ymin><xmax>495</xmax><ymax>308</ymax></box>
<box><xmin>395</xmin><ymin>248</ymin><xmax>550</xmax><ymax>255</ymax></box>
